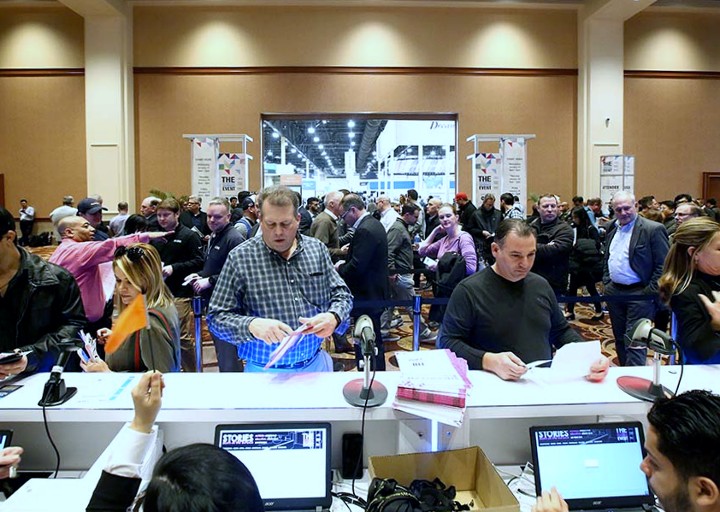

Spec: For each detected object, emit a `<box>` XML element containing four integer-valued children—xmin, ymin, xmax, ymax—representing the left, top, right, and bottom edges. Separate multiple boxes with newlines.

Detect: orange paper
<box><xmin>105</xmin><ymin>295</ymin><xmax>149</xmax><ymax>355</ymax></box>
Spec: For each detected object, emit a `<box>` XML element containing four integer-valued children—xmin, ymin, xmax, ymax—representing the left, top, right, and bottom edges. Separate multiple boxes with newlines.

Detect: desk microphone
<box><xmin>343</xmin><ymin>315</ymin><xmax>388</xmax><ymax>407</ymax></box>
<box><xmin>38</xmin><ymin>339</ymin><xmax>83</xmax><ymax>407</ymax></box>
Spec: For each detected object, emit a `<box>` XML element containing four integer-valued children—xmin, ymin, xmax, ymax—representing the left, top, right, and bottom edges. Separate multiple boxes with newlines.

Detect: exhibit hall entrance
<box><xmin>261</xmin><ymin>114</ymin><xmax>458</xmax><ymax>202</ymax></box>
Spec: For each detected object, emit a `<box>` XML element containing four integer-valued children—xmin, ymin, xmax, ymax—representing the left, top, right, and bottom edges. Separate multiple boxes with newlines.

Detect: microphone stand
<box><xmin>38</xmin><ymin>342</ymin><xmax>81</xmax><ymax>407</ymax></box>
<box><xmin>343</xmin><ymin>331</ymin><xmax>388</xmax><ymax>407</ymax></box>
<box><xmin>617</xmin><ymin>340</ymin><xmax>675</xmax><ymax>403</ymax></box>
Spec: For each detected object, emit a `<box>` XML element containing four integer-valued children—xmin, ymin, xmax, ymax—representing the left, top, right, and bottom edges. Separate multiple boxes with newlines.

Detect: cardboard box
<box><xmin>368</xmin><ymin>446</ymin><xmax>519</xmax><ymax>512</ymax></box>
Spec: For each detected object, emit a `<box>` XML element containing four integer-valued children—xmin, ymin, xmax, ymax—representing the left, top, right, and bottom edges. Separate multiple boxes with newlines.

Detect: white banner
<box><xmin>474</xmin><ymin>153</ymin><xmax>502</xmax><ymax>203</ymax></box>
<box><xmin>500</xmin><ymin>137</ymin><xmax>527</xmax><ymax>208</ymax></box>
<box><xmin>217</xmin><ymin>153</ymin><xmax>247</xmax><ymax>199</ymax></box>
<box><xmin>191</xmin><ymin>138</ymin><xmax>219</xmax><ymax>205</ymax></box>
<box><xmin>599</xmin><ymin>154</ymin><xmax>635</xmax><ymax>208</ymax></box>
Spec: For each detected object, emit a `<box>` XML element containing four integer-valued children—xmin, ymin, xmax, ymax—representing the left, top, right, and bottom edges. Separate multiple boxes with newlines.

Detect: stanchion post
<box><xmin>413</xmin><ymin>294</ymin><xmax>422</xmax><ymax>351</ymax></box>
<box><xmin>192</xmin><ymin>295</ymin><xmax>204</xmax><ymax>373</ymax></box>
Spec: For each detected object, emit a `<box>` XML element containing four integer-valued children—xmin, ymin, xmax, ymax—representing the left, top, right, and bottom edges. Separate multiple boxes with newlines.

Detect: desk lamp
<box><xmin>616</xmin><ymin>319</ymin><xmax>676</xmax><ymax>402</ymax></box>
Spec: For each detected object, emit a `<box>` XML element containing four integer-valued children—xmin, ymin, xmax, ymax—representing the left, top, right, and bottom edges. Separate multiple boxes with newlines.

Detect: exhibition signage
<box><xmin>191</xmin><ymin>137</ymin><xmax>219</xmax><ymax>205</ymax></box>
<box><xmin>474</xmin><ymin>153</ymin><xmax>502</xmax><ymax>199</ymax></box>
<box><xmin>217</xmin><ymin>153</ymin><xmax>248</xmax><ymax>198</ymax></box>
<box><xmin>599</xmin><ymin>155</ymin><xmax>635</xmax><ymax>207</ymax></box>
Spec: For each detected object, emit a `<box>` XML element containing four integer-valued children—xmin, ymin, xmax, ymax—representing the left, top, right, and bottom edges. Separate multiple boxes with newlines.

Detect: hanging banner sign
<box><xmin>500</xmin><ymin>137</ymin><xmax>527</xmax><ymax>208</ymax></box>
<box><xmin>474</xmin><ymin>153</ymin><xmax>502</xmax><ymax>201</ymax></box>
<box><xmin>600</xmin><ymin>155</ymin><xmax>635</xmax><ymax>208</ymax></box>
<box><xmin>217</xmin><ymin>153</ymin><xmax>247</xmax><ymax>199</ymax></box>
<box><xmin>191</xmin><ymin>138</ymin><xmax>219</xmax><ymax>205</ymax></box>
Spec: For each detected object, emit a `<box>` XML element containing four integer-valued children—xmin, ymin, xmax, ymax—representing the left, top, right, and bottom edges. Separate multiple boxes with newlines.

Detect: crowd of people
<box><xmin>2</xmin><ymin>188</ymin><xmax>720</xmax><ymax>511</ymax></box>
<box><xmin>3</xmin><ymin>187</ymin><xmax>720</xmax><ymax>378</ymax></box>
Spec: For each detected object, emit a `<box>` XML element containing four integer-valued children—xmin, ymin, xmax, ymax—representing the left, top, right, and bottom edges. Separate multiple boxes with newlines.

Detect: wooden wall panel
<box><xmin>624</xmin><ymin>76</ymin><xmax>720</xmax><ymax>201</ymax></box>
<box><xmin>0</xmin><ymin>75</ymin><xmax>86</xmax><ymax>216</ymax></box>
<box><xmin>134</xmin><ymin>71</ymin><xmax>577</xmax><ymax>206</ymax></box>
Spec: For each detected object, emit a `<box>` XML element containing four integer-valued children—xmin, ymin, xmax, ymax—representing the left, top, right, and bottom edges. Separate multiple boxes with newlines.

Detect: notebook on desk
<box><xmin>215</xmin><ymin>422</ymin><xmax>332</xmax><ymax>512</ymax></box>
<box><xmin>529</xmin><ymin>422</ymin><xmax>655</xmax><ymax>511</ymax></box>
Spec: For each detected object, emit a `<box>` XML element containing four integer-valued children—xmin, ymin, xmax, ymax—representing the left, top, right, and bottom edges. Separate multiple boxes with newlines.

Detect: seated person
<box><xmin>533</xmin><ymin>390</ymin><xmax>720</xmax><ymax>512</ymax></box>
<box><xmin>87</xmin><ymin>371</ymin><xmax>264</xmax><ymax>511</ymax></box>
<box><xmin>659</xmin><ymin>217</ymin><xmax>720</xmax><ymax>364</ymax></box>
<box><xmin>0</xmin><ymin>206</ymin><xmax>86</xmax><ymax>378</ymax></box>
<box><xmin>82</xmin><ymin>244</ymin><xmax>181</xmax><ymax>373</ymax></box>
<box><xmin>436</xmin><ymin>219</ymin><xmax>608</xmax><ymax>381</ymax></box>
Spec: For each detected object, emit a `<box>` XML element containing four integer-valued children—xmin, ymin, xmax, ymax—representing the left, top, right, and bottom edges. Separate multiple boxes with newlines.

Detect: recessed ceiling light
<box><xmin>351</xmin><ymin>142</ymin><xmax>356</xmax><ymax>147</ymax></box>
<box><xmin>313</xmin><ymin>136</ymin><xmax>319</xmax><ymax>143</ymax></box>
<box><xmin>267</xmin><ymin>150</ymin><xmax>273</xmax><ymax>156</ymax></box>
<box><xmin>308</xmin><ymin>127</ymin><xmax>315</xmax><ymax>134</ymax></box>
<box><xmin>318</xmin><ymin>144</ymin><xmax>324</xmax><ymax>150</ymax></box>
<box><xmin>348</xmin><ymin>120</ymin><xmax>355</xmax><ymax>128</ymax></box>
<box><xmin>272</xmin><ymin>132</ymin><xmax>279</xmax><ymax>139</ymax></box>
<box><xmin>348</xmin><ymin>132</ymin><xmax>355</xmax><ymax>138</ymax></box>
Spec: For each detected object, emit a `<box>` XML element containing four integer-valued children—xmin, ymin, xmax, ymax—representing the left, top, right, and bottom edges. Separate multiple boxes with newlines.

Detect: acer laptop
<box><xmin>215</xmin><ymin>422</ymin><xmax>332</xmax><ymax>512</ymax></box>
<box><xmin>530</xmin><ymin>422</ymin><xmax>655</xmax><ymax>511</ymax></box>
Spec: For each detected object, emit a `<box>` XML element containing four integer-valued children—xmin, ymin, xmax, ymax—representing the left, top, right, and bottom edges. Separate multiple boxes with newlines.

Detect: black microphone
<box><xmin>38</xmin><ymin>339</ymin><xmax>83</xmax><ymax>407</ymax></box>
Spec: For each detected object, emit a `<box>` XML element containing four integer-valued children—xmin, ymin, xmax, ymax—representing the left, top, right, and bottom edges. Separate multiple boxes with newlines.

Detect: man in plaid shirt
<box><xmin>207</xmin><ymin>186</ymin><xmax>353</xmax><ymax>372</ymax></box>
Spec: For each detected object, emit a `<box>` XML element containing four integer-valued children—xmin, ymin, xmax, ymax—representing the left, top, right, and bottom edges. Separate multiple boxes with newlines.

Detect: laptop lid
<box><xmin>529</xmin><ymin>422</ymin><xmax>654</xmax><ymax>510</ymax></box>
<box><xmin>215</xmin><ymin>422</ymin><xmax>332</xmax><ymax>512</ymax></box>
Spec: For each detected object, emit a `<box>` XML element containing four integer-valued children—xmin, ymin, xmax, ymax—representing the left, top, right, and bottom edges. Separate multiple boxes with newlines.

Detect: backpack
<box><xmin>435</xmin><ymin>252</ymin><xmax>467</xmax><ymax>297</ymax></box>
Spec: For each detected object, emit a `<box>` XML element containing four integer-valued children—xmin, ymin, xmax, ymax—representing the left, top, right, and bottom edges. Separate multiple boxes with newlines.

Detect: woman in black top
<box><xmin>565</xmin><ymin>207</ymin><xmax>604</xmax><ymax>321</ymax></box>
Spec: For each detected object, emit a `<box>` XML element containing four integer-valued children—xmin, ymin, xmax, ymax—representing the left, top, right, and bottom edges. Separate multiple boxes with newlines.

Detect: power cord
<box><xmin>41</xmin><ymin>404</ymin><xmax>61</xmax><ymax>478</ymax></box>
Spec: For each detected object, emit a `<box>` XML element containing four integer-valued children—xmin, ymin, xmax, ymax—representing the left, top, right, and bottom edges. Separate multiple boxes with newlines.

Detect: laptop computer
<box><xmin>529</xmin><ymin>422</ymin><xmax>655</xmax><ymax>511</ymax></box>
<box><xmin>215</xmin><ymin>422</ymin><xmax>332</xmax><ymax>512</ymax></box>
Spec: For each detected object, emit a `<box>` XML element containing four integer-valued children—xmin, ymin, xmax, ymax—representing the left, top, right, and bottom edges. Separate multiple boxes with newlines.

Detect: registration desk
<box><xmin>3</xmin><ymin>364</ymin><xmax>718</xmax><ymax>473</ymax></box>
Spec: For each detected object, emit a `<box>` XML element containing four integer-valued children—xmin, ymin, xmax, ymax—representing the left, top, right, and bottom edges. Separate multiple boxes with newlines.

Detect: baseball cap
<box><xmin>241</xmin><ymin>197</ymin><xmax>256</xmax><ymax>210</ymax></box>
<box><xmin>77</xmin><ymin>198</ymin><xmax>108</xmax><ymax>215</ymax></box>
<box><xmin>455</xmin><ymin>192</ymin><xmax>468</xmax><ymax>202</ymax></box>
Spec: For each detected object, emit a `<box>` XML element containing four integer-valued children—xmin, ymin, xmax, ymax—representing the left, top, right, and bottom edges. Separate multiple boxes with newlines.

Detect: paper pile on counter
<box><xmin>393</xmin><ymin>349</ymin><xmax>472</xmax><ymax>427</ymax></box>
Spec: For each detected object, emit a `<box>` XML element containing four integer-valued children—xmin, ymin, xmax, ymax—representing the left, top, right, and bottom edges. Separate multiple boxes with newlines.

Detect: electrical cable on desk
<box><xmin>41</xmin><ymin>404</ymin><xmax>61</xmax><ymax>478</ymax></box>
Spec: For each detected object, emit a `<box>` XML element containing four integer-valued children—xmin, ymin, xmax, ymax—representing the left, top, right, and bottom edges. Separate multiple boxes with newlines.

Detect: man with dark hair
<box><xmin>659</xmin><ymin>200</ymin><xmax>677</xmax><ymax>234</ymax></box>
<box><xmin>151</xmin><ymin>198</ymin><xmax>204</xmax><ymax>371</ymax></box>
<box><xmin>183</xmin><ymin>198</ymin><xmax>245</xmax><ymax>372</ymax></box>
<box><xmin>528</xmin><ymin>194</ymin><xmax>574</xmax><ymax>297</ymax></box>
<box><xmin>406</xmin><ymin>188</ymin><xmax>425</xmax><ymax>238</ymax></box>
<box><xmin>571</xmin><ymin>196</ymin><xmax>584</xmax><ymax>208</ymax></box>
<box><xmin>18</xmin><ymin>199</ymin><xmax>35</xmax><ymax>246</ymax></box>
<box><xmin>467</xmin><ymin>194</ymin><xmax>502</xmax><ymax>266</ymax></box>
<box><xmin>674</xmin><ymin>193</ymin><xmax>693</xmax><ymax>206</ymax></box>
<box><xmin>500</xmin><ymin>192</ymin><xmax>524</xmax><ymax>220</ymax></box>
<box><xmin>384</xmin><ymin>203</ymin><xmax>435</xmax><ymax>343</ymax></box>
<box><xmin>603</xmin><ymin>191</ymin><xmax>669</xmax><ymax>366</ymax></box>
<box><xmin>297</xmin><ymin>193</ymin><xmax>313</xmax><ymax>236</ymax></box>
<box><xmin>535</xmin><ymin>389</ymin><xmax>720</xmax><ymax>512</ymax></box>
<box><xmin>455</xmin><ymin>192</ymin><xmax>476</xmax><ymax>230</ymax></box>
<box><xmin>208</xmin><ymin>186</ymin><xmax>352</xmax><ymax>372</ymax></box>
<box><xmin>0</xmin><ymin>206</ymin><xmax>86</xmax><ymax>377</ymax></box>
<box><xmin>638</xmin><ymin>195</ymin><xmax>659</xmax><ymax>213</ymax></box>
<box><xmin>437</xmin><ymin>218</ymin><xmax>608</xmax><ymax>381</ymax></box>
<box><xmin>337</xmin><ymin>193</ymin><xmax>389</xmax><ymax>371</ymax></box>
<box><xmin>306</xmin><ymin>196</ymin><xmax>321</xmax><ymax>218</ymax></box>
<box><xmin>77</xmin><ymin>197</ymin><xmax>109</xmax><ymax>241</ymax></box>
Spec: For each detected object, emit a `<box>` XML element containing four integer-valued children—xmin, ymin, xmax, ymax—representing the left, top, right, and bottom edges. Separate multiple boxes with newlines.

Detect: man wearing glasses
<box><xmin>179</xmin><ymin>195</ymin><xmax>211</xmax><ymax>239</ymax></box>
<box><xmin>602</xmin><ymin>191</ymin><xmax>669</xmax><ymax>366</ymax></box>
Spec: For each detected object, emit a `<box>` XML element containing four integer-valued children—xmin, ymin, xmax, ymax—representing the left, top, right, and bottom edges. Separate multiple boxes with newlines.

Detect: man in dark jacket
<box><xmin>0</xmin><ymin>206</ymin><xmax>86</xmax><ymax>378</ymax></box>
<box><xmin>528</xmin><ymin>194</ymin><xmax>574</xmax><ymax>297</ymax></box>
<box><xmin>151</xmin><ymin>198</ymin><xmax>204</xmax><ymax>372</ymax></box>
<box><xmin>337</xmin><ymin>194</ymin><xmax>389</xmax><ymax>371</ymax></box>
<box><xmin>184</xmin><ymin>198</ymin><xmax>244</xmax><ymax>372</ymax></box>
<box><xmin>467</xmin><ymin>194</ymin><xmax>502</xmax><ymax>266</ymax></box>
<box><xmin>455</xmin><ymin>192</ymin><xmax>476</xmax><ymax>231</ymax></box>
<box><xmin>178</xmin><ymin>195</ymin><xmax>211</xmax><ymax>239</ymax></box>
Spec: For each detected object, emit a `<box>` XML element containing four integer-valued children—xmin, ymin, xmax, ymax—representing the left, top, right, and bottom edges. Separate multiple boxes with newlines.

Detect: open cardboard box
<box><xmin>368</xmin><ymin>446</ymin><xmax>519</xmax><ymax>512</ymax></box>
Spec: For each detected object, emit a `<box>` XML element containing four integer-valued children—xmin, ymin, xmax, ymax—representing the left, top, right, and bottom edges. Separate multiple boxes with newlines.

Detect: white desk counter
<box><xmin>1</xmin><ymin>365</ymin><xmax>717</xmax><ymax>469</ymax></box>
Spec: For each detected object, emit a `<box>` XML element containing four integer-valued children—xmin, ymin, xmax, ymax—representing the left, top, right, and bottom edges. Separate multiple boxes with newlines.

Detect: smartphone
<box><xmin>0</xmin><ymin>430</ymin><xmax>13</xmax><ymax>449</ymax></box>
<box><xmin>0</xmin><ymin>353</ymin><xmax>22</xmax><ymax>365</ymax></box>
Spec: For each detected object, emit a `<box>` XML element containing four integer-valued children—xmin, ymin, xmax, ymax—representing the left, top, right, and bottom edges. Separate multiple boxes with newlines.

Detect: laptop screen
<box><xmin>215</xmin><ymin>423</ymin><xmax>332</xmax><ymax>511</ymax></box>
<box><xmin>530</xmin><ymin>422</ymin><xmax>654</xmax><ymax>510</ymax></box>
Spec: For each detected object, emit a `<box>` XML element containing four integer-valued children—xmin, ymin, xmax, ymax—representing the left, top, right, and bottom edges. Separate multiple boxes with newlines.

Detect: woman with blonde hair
<box><xmin>83</xmin><ymin>243</ymin><xmax>181</xmax><ymax>373</ymax></box>
<box><xmin>658</xmin><ymin>217</ymin><xmax>720</xmax><ymax>364</ymax></box>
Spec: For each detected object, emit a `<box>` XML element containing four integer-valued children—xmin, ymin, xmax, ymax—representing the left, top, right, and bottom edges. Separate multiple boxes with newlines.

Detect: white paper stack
<box><xmin>393</xmin><ymin>349</ymin><xmax>472</xmax><ymax>427</ymax></box>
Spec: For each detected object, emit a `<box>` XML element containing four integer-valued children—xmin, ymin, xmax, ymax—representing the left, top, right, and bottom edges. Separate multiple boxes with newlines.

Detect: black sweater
<box><xmin>437</xmin><ymin>267</ymin><xmax>582</xmax><ymax>369</ymax></box>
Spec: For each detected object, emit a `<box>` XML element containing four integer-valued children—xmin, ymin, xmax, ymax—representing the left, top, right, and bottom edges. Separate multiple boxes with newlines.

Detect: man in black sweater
<box><xmin>437</xmin><ymin>219</ymin><xmax>609</xmax><ymax>381</ymax></box>
<box><xmin>151</xmin><ymin>198</ymin><xmax>204</xmax><ymax>372</ymax></box>
<box><xmin>184</xmin><ymin>197</ymin><xmax>245</xmax><ymax>372</ymax></box>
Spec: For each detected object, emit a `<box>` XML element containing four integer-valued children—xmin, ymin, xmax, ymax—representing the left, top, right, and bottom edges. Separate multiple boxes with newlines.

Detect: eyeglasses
<box><xmin>114</xmin><ymin>245</ymin><xmax>145</xmax><ymax>262</ymax></box>
<box><xmin>340</xmin><ymin>209</ymin><xmax>351</xmax><ymax>220</ymax></box>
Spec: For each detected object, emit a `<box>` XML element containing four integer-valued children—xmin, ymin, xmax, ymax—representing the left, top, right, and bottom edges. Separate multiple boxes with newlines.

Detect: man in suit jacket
<box><xmin>603</xmin><ymin>191</ymin><xmax>670</xmax><ymax>366</ymax></box>
<box><xmin>336</xmin><ymin>194</ymin><xmax>389</xmax><ymax>371</ymax></box>
<box><xmin>178</xmin><ymin>195</ymin><xmax>211</xmax><ymax>238</ymax></box>
<box><xmin>310</xmin><ymin>191</ymin><xmax>347</xmax><ymax>262</ymax></box>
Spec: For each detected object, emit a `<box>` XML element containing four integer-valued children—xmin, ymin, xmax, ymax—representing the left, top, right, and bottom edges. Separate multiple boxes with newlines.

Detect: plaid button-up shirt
<box><xmin>207</xmin><ymin>235</ymin><xmax>353</xmax><ymax>367</ymax></box>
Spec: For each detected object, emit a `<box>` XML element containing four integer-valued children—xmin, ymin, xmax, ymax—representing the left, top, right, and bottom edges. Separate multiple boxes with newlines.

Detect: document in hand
<box><xmin>393</xmin><ymin>349</ymin><xmax>472</xmax><ymax>427</ymax></box>
<box><xmin>264</xmin><ymin>324</ymin><xmax>311</xmax><ymax>370</ymax></box>
<box><xmin>525</xmin><ymin>340</ymin><xmax>602</xmax><ymax>383</ymax></box>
